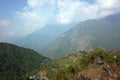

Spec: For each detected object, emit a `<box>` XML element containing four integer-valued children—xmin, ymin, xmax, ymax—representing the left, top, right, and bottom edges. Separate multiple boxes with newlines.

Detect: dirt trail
<box><xmin>39</xmin><ymin>70</ymin><xmax>49</xmax><ymax>80</ymax></box>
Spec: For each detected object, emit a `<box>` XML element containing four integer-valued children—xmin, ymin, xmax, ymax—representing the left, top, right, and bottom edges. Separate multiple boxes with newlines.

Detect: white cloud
<box><xmin>95</xmin><ymin>0</ymin><xmax>120</xmax><ymax>17</ymax></box>
<box><xmin>56</xmin><ymin>0</ymin><xmax>91</xmax><ymax>24</ymax></box>
<box><xmin>28</xmin><ymin>0</ymin><xmax>56</xmax><ymax>8</ymax></box>
<box><xmin>0</xmin><ymin>19</ymin><xmax>18</xmax><ymax>42</ymax></box>
<box><xmin>0</xmin><ymin>20</ymin><xmax>10</xmax><ymax>27</ymax></box>
<box><xmin>16</xmin><ymin>0</ymin><xmax>120</xmax><ymax>34</ymax></box>
<box><xmin>16</xmin><ymin>0</ymin><xmax>57</xmax><ymax>34</ymax></box>
<box><xmin>96</xmin><ymin>0</ymin><xmax>120</xmax><ymax>9</ymax></box>
<box><xmin>56</xmin><ymin>0</ymin><xmax>120</xmax><ymax>23</ymax></box>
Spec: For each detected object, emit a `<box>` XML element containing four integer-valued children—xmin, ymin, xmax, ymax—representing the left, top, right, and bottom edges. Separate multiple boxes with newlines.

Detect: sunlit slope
<box><xmin>44</xmin><ymin>13</ymin><xmax>120</xmax><ymax>59</ymax></box>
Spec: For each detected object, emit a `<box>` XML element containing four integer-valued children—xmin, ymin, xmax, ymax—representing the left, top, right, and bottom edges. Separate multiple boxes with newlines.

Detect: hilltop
<box><xmin>36</xmin><ymin>49</ymin><xmax>120</xmax><ymax>80</ymax></box>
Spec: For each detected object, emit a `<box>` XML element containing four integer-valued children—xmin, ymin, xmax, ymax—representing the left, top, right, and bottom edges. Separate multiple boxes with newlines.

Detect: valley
<box><xmin>0</xmin><ymin>2</ymin><xmax>120</xmax><ymax>79</ymax></box>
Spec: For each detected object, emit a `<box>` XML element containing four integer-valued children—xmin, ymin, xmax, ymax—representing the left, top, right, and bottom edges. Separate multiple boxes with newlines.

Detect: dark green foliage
<box><xmin>79</xmin><ymin>49</ymin><xmax>108</xmax><ymax>67</ymax></box>
<box><xmin>0</xmin><ymin>43</ymin><xmax>50</xmax><ymax>80</ymax></box>
<box><xmin>79</xmin><ymin>48</ymin><xmax>118</xmax><ymax>68</ymax></box>
<box><xmin>116</xmin><ymin>52</ymin><xmax>120</xmax><ymax>63</ymax></box>
<box><xmin>106</xmin><ymin>54</ymin><xmax>115</xmax><ymax>63</ymax></box>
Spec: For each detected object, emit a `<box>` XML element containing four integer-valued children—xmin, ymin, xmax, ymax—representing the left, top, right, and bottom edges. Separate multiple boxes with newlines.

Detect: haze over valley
<box><xmin>1</xmin><ymin>0</ymin><xmax>120</xmax><ymax>80</ymax></box>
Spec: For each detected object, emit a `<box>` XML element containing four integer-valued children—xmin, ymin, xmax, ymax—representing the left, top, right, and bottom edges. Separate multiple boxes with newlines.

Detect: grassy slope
<box><xmin>37</xmin><ymin>49</ymin><xmax>120</xmax><ymax>80</ymax></box>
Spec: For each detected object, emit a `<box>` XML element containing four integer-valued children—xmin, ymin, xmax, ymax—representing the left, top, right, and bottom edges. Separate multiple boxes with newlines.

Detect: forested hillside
<box><xmin>0</xmin><ymin>43</ymin><xmax>50</xmax><ymax>80</ymax></box>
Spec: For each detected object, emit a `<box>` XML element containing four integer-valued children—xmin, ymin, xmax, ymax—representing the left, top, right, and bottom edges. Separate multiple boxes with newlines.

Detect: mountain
<box><xmin>43</xmin><ymin>13</ymin><xmax>120</xmax><ymax>59</ymax></box>
<box><xmin>16</xmin><ymin>23</ymin><xmax>74</xmax><ymax>55</ymax></box>
<box><xmin>0</xmin><ymin>43</ymin><xmax>50</xmax><ymax>80</ymax></box>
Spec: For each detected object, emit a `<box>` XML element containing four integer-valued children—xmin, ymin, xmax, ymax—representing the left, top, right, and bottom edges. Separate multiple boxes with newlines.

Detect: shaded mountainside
<box><xmin>37</xmin><ymin>49</ymin><xmax>120</xmax><ymax>80</ymax></box>
<box><xmin>0</xmin><ymin>43</ymin><xmax>50</xmax><ymax>80</ymax></box>
<box><xmin>16</xmin><ymin>24</ymin><xmax>74</xmax><ymax>56</ymax></box>
<box><xmin>44</xmin><ymin>13</ymin><xmax>120</xmax><ymax>59</ymax></box>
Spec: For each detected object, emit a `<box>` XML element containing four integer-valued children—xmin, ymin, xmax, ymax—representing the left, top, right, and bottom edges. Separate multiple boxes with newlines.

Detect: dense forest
<box><xmin>0</xmin><ymin>43</ymin><xmax>50</xmax><ymax>80</ymax></box>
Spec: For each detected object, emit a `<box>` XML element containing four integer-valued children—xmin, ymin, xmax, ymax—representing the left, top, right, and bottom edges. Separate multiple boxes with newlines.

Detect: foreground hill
<box><xmin>44</xmin><ymin>13</ymin><xmax>120</xmax><ymax>59</ymax></box>
<box><xmin>0</xmin><ymin>43</ymin><xmax>50</xmax><ymax>80</ymax></box>
<box><xmin>36</xmin><ymin>49</ymin><xmax>120</xmax><ymax>80</ymax></box>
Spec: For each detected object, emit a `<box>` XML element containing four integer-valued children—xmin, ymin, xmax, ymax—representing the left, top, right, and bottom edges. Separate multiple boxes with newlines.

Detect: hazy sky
<box><xmin>0</xmin><ymin>0</ymin><xmax>120</xmax><ymax>42</ymax></box>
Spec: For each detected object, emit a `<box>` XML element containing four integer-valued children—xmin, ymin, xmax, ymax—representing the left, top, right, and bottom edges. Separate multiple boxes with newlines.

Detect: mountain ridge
<box><xmin>43</xmin><ymin>12</ymin><xmax>120</xmax><ymax>59</ymax></box>
<box><xmin>16</xmin><ymin>23</ymin><xmax>75</xmax><ymax>56</ymax></box>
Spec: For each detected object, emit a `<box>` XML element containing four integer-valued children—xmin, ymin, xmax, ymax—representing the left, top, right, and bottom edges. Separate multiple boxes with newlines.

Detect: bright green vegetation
<box><xmin>0</xmin><ymin>43</ymin><xmax>50</xmax><ymax>80</ymax></box>
<box><xmin>39</xmin><ymin>48</ymin><xmax>120</xmax><ymax>80</ymax></box>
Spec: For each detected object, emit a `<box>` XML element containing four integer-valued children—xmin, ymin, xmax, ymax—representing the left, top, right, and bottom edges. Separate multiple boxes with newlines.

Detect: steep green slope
<box><xmin>44</xmin><ymin>13</ymin><xmax>120</xmax><ymax>59</ymax></box>
<box><xmin>0</xmin><ymin>43</ymin><xmax>50</xmax><ymax>80</ymax></box>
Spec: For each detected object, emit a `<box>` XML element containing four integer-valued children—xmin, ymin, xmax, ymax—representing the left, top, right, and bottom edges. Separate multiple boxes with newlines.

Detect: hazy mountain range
<box><xmin>16</xmin><ymin>24</ymin><xmax>74</xmax><ymax>56</ymax></box>
<box><xmin>43</xmin><ymin>13</ymin><xmax>120</xmax><ymax>59</ymax></box>
<box><xmin>15</xmin><ymin>13</ymin><xmax>120</xmax><ymax>59</ymax></box>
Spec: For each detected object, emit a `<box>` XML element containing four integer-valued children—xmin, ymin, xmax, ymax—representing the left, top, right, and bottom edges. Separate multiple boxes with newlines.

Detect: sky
<box><xmin>0</xmin><ymin>0</ymin><xmax>120</xmax><ymax>42</ymax></box>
